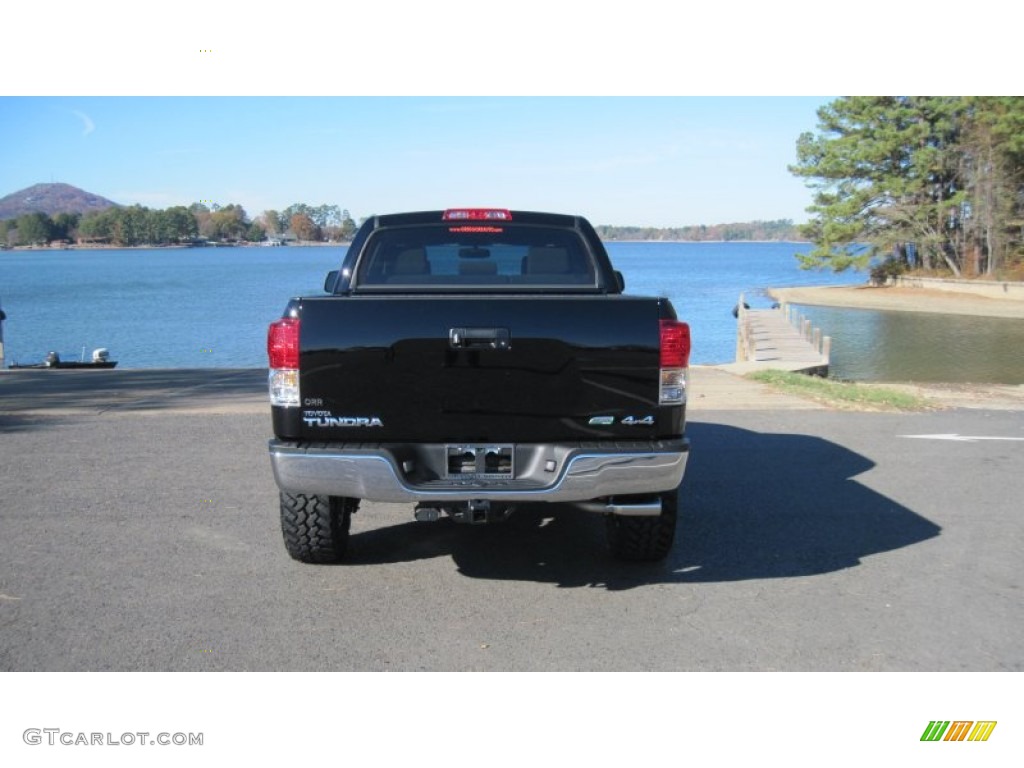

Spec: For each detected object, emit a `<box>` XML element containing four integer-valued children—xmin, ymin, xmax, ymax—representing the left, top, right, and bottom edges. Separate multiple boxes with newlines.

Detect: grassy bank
<box><xmin>747</xmin><ymin>370</ymin><xmax>934</xmax><ymax>411</ymax></box>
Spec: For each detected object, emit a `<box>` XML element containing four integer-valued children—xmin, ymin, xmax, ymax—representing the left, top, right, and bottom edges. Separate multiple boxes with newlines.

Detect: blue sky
<box><xmin>1</xmin><ymin>3</ymin><xmax>1013</xmax><ymax>227</ymax></box>
<box><xmin>0</xmin><ymin>97</ymin><xmax>832</xmax><ymax>227</ymax></box>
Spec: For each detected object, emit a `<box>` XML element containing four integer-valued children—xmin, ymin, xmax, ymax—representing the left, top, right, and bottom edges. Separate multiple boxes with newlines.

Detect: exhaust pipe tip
<box><xmin>576</xmin><ymin>498</ymin><xmax>663</xmax><ymax>517</ymax></box>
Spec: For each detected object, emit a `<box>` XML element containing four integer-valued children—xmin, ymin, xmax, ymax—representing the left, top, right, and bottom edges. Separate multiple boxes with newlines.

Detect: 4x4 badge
<box><xmin>588</xmin><ymin>415</ymin><xmax>654</xmax><ymax>426</ymax></box>
<box><xmin>621</xmin><ymin>415</ymin><xmax>654</xmax><ymax>426</ymax></box>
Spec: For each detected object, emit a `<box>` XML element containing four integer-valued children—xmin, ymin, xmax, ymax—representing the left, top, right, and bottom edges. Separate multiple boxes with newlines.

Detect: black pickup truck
<box><xmin>267</xmin><ymin>209</ymin><xmax>690</xmax><ymax>563</ymax></box>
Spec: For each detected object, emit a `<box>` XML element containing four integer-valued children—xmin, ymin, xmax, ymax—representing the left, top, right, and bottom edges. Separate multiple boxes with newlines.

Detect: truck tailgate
<box><xmin>285</xmin><ymin>295</ymin><xmax>679</xmax><ymax>443</ymax></box>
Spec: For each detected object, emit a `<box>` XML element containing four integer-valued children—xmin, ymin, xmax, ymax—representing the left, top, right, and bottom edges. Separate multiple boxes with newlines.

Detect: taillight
<box><xmin>660</xmin><ymin>319</ymin><xmax>690</xmax><ymax>368</ymax></box>
<box><xmin>268</xmin><ymin>317</ymin><xmax>300</xmax><ymax>406</ymax></box>
<box><xmin>659</xmin><ymin>319</ymin><xmax>690</xmax><ymax>405</ymax></box>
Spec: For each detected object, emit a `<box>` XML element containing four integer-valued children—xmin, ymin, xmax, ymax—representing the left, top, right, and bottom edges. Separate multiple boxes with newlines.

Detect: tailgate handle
<box><xmin>449</xmin><ymin>327</ymin><xmax>511</xmax><ymax>351</ymax></box>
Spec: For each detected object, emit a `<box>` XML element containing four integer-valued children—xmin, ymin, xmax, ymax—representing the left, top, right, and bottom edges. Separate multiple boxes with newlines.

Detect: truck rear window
<box><xmin>354</xmin><ymin>225</ymin><xmax>598</xmax><ymax>290</ymax></box>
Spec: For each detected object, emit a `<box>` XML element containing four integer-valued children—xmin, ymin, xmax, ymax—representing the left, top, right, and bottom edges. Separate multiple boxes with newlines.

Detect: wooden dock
<box><xmin>732</xmin><ymin>295</ymin><xmax>831</xmax><ymax>375</ymax></box>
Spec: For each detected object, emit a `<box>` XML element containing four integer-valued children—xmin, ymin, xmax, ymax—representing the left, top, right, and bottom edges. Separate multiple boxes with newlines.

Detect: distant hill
<box><xmin>0</xmin><ymin>183</ymin><xmax>119</xmax><ymax>220</ymax></box>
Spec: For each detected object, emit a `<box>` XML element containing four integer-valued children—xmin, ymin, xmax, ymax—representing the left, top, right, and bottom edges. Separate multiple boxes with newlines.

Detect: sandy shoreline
<box><xmin>769</xmin><ymin>283</ymin><xmax>1024</xmax><ymax>319</ymax></box>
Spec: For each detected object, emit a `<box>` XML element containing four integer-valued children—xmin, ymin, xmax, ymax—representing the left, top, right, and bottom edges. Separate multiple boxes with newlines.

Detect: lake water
<box><xmin>1</xmin><ymin>243</ymin><xmax>1020</xmax><ymax>383</ymax></box>
<box><xmin>794</xmin><ymin>304</ymin><xmax>1024</xmax><ymax>383</ymax></box>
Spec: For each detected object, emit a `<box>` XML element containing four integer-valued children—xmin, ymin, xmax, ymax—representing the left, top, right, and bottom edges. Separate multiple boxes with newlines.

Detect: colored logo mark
<box><xmin>921</xmin><ymin>721</ymin><xmax>997</xmax><ymax>742</ymax></box>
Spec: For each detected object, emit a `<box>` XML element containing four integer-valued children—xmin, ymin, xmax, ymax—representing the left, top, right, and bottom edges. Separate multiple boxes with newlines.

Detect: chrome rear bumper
<box><xmin>269</xmin><ymin>439</ymin><xmax>688</xmax><ymax>504</ymax></box>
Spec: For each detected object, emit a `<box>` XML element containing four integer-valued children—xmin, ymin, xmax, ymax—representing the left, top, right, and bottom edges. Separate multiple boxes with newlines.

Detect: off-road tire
<box><xmin>605</xmin><ymin>489</ymin><xmax>678</xmax><ymax>562</ymax></box>
<box><xmin>280</xmin><ymin>492</ymin><xmax>356</xmax><ymax>564</ymax></box>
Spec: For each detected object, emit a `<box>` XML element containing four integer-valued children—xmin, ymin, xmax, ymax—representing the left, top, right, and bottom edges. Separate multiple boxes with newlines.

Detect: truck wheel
<box><xmin>605</xmin><ymin>489</ymin><xmax>678</xmax><ymax>562</ymax></box>
<box><xmin>279</xmin><ymin>492</ymin><xmax>356</xmax><ymax>564</ymax></box>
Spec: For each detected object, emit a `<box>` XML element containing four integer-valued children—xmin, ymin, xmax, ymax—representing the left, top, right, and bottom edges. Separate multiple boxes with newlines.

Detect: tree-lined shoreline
<box><xmin>0</xmin><ymin>201</ymin><xmax>359</xmax><ymax>249</ymax></box>
<box><xmin>596</xmin><ymin>220</ymin><xmax>800</xmax><ymax>242</ymax></box>
<box><xmin>1</xmin><ymin>203</ymin><xmax>803</xmax><ymax>249</ymax></box>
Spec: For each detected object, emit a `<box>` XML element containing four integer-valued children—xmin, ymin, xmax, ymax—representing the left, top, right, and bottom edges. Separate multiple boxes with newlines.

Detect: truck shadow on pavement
<box><xmin>342</xmin><ymin>421</ymin><xmax>942</xmax><ymax>590</ymax></box>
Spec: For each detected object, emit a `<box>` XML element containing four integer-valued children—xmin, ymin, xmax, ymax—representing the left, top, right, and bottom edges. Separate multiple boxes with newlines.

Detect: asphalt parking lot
<box><xmin>0</xmin><ymin>369</ymin><xmax>1021</xmax><ymax>671</ymax></box>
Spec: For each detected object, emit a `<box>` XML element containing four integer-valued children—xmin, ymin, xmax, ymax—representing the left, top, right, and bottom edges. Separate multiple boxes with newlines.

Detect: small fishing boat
<box><xmin>9</xmin><ymin>348</ymin><xmax>118</xmax><ymax>370</ymax></box>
